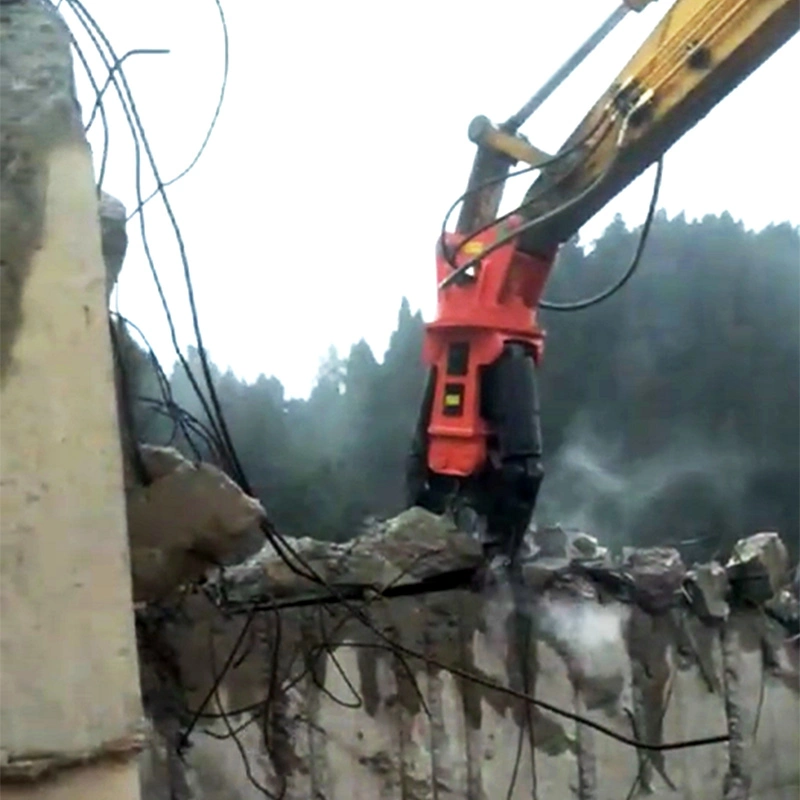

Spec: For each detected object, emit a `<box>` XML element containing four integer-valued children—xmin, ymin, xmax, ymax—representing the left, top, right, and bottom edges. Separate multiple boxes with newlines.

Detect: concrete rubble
<box><xmin>727</xmin><ymin>531</ymin><xmax>790</xmax><ymax>604</ymax></box>
<box><xmin>135</xmin><ymin>506</ymin><xmax>800</xmax><ymax>800</ymax></box>
<box><xmin>220</xmin><ymin>507</ymin><xmax>481</xmax><ymax>602</ymax></box>
<box><xmin>211</xmin><ymin>510</ymin><xmax>796</xmax><ymax>632</ymax></box>
<box><xmin>100</xmin><ymin>190</ymin><xmax>128</xmax><ymax>299</ymax></box>
<box><xmin>623</xmin><ymin>545</ymin><xmax>686</xmax><ymax>612</ymax></box>
<box><xmin>686</xmin><ymin>561</ymin><xmax>731</xmax><ymax>621</ymax></box>
<box><xmin>126</xmin><ymin>445</ymin><xmax>266</xmax><ymax>603</ymax></box>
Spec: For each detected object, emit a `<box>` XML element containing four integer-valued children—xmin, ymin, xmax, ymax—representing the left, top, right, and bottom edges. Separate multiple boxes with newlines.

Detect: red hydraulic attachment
<box><xmin>422</xmin><ymin>215</ymin><xmax>556</xmax><ymax>478</ymax></box>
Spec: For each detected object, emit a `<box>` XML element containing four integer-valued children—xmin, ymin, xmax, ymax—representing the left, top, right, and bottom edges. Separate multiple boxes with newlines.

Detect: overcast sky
<box><xmin>64</xmin><ymin>0</ymin><xmax>799</xmax><ymax>399</ymax></box>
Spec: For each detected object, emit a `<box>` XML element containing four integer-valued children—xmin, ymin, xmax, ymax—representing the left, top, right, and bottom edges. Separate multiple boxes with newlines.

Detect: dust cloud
<box><xmin>534</xmin><ymin>413</ymin><xmax>759</xmax><ymax>558</ymax></box>
<box><xmin>537</xmin><ymin>596</ymin><xmax>630</xmax><ymax>681</ymax></box>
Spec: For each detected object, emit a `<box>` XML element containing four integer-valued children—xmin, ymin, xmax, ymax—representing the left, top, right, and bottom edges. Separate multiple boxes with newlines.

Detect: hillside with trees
<box><xmin>129</xmin><ymin>212</ymin><xmax>800</xmax><ymax>559</ymax></box>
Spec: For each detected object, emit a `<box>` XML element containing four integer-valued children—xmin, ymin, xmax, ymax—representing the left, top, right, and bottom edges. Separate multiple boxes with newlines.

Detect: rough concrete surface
<box><xmin>137</xmin><ymin>510</ymin><xmax>800</xmax><ymax>800</ymax></box>
<box><xmin>127</xmin><ymin>445</ymin><xmax>267</xmax><ymax>603</ymax></box>
<box><xmin>0</xmin><ymin>0</ymin><xmax>83</xmax><ymax>383</ymax></box>
<box><xmin>0</xmin><ymin>0</ymin><xmax>143</xmax><ymax>793</ymax></box>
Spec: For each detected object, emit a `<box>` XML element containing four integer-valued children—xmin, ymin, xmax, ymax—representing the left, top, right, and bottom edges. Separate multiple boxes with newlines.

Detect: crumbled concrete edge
<box><xmin>100</xmin><ymin>190</ymin><xmax>128</xmax><ymax>299</ymax></box>
<box><xmin>0</xmin><ymin>729</ymin><xmax>148</xmax><ymax>784</ymax></box>
<box><xmin>215</xmin><ymin>507</ymin><xmax>481</xmax><ymax>602</ymax></box>
<box><xmin>127</xmin><ymin>445</ymin><xmax>267</xmax><ymax>603</ymax></box>
<box><xmin>135</xmin><ymin>513</ymin><xmax>799</xmax><ymax>800</ymax></box>
<box><xmin>208</xmin><ymin>512</ymin><xmax>798</xmax><ymax>633</ymax></box>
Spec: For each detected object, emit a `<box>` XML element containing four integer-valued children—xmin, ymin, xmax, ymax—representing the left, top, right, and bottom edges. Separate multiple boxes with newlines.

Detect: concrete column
<box><xmin>1</xmin><ymin>2</ymin><xmax>143</xmax><ymax>797</ymax></box>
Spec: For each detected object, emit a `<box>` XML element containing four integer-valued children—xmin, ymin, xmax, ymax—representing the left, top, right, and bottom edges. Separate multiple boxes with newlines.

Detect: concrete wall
<box><xmin>139</xmin><ymin>578</ymin><xmax>799</xmax><ymax>799</ymax></box>
<box><xmin>0</xmin><ymin>2</ymin><xmax>143</xmax><ymax>796</ymax></box>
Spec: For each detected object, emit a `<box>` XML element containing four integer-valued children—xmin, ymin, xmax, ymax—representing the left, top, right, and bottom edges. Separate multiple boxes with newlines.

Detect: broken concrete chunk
<box><xmin>532</xmin><ymin>525</ymin><xmax>569</xmax><ymax>558</ymax></box>
<box><xmin>219</xmin><ymin>507</ymin><xmax>484</xmax><ymax>604</ymax></box>
<box><xmin>685</xmin><ymin>562</ymin><xmax>730</xmax><ymax>621</ymax></box>
<box><xmin>765</xmin><ymin>588</ymin><xmax>799</xmax><ymax>637</ymax></box>
<box><xmin>569</xmin><ymin>531</ymin><xmax>600</xmax><ymax>559</ymax></box>
<box><xmin>99</xmin><ymin>190</ymin><xmax>127</xmax><ymax>298</ymax></box>
<box><xmin>726</xmin><ymin>531</ymin><xmax>789</xmax><ymax>605</ymax></box>
<box><xmin>126</xmin><ymin>445</ymin><xmax>267</xmax><ymax>602</ymax></box>
<box><xmin>568</xmin><ymin>530</ymin><xmax>612</xmax><ymax>566</ymax></box>
<box><xmin>140</xmin><ymin>445</ymin><xmax>192</xmax><ymax>481</ymax></box>
<box><xmin>220</xmin><ymin>535</ymin><xmax>330</xmax><ymax>600</ymax></box>
<box><xmin>521</xmin><ymin>556</ymin><xmax>571</xmax><ymax>590</ymax></box>
<box><xmin>623</xmin><ymin>547</ymin><xmax>685</xmax><ymax>612</ymax></box>
<box><xmin>342</xmin><ymin>507</ymin><xmax>482</xmax><ymax>587</ymax></box>
<box><xmin>529</xmin><ymin>526</ymin><xmax>610</xmax><ymax>566</ymax></box>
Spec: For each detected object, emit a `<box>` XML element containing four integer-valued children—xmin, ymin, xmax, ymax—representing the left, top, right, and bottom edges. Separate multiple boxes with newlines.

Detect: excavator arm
<box><xmin>409</xmin><ymin>0</ymin><xmax>798</xmax><ymax>574</ymax></box>
<box><xmin>465</xmin><ymin>0</ymin><xmax>799</xmax><ymax>250</ymax></box>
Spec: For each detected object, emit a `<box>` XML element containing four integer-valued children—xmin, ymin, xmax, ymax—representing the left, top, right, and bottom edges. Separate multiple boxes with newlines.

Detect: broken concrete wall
<box><xmin>137</xmin><ymin>511</ymin><xmax>799</xmax><ymax>800</ymax></box>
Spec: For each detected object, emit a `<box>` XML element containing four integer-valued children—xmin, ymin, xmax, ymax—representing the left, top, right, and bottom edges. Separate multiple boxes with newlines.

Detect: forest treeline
<box><xmin>128</xmin><ymin>211</ymin><xmax>799</xmax><ymax>559</ymax></box>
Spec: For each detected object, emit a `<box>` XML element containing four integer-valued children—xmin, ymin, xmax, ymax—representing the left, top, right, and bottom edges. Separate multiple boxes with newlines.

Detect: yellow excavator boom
<box><xmin>463</xmin><ymin>0</ymin><xmax>799</xmax><ymax>255</ymax></box>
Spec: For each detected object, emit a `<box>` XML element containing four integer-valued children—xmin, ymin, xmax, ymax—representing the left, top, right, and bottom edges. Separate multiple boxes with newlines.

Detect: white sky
<box><xmin>65</xmin><ymin>0</ymin><xmax>799</xmax><ymax>399</ymax></box>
